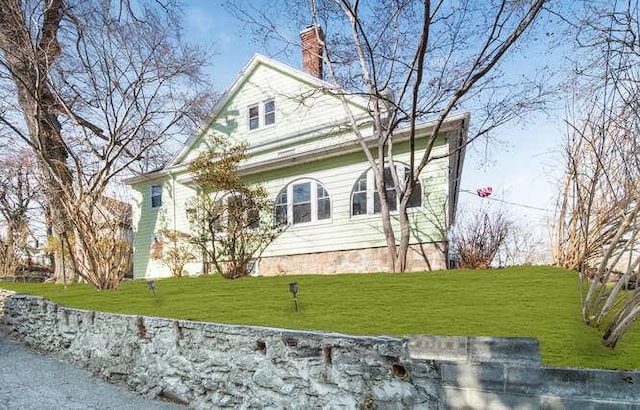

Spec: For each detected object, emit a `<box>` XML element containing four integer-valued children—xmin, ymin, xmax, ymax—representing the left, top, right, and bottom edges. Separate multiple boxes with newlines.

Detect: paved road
<box><xmin>0</xmin><ymin>337</ymin><xmax>182</xmax><ymax>409</ymax></box>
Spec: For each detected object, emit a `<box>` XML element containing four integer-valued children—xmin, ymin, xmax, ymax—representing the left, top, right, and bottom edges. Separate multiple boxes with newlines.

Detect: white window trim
<box><xmin>350</xmin><ymin>164</ymin><xmax>422</xmax><ymax>218</ymax></box>
<box><xmin>247</xmin><ymin>98</ymin><xmax>276</xmax><ymax>131</ymax></box>
<box><xmin>264</xmin><ymin>99</ymin><xmax>276</xmax><ymax>126</ymax></box>
<box><xmin>150</xmin><ymin>184</ymin><xmax>162</xmax><ymax>209</ymax></box>
<box><xmin>277</xmin><ymin>179</ymin><xmax>332</xmax><ymax>226</ymax></box>
<box><xmin>248</xmin><ymin>103</ymin><xmax>260</xmax><ymax>131</ymax></box>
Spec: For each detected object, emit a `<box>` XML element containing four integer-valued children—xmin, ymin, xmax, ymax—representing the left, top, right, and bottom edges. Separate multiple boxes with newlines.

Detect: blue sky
<box><xmin>181</xmin><ymin>1</ymin><xmax>564</xmax><ymax>253</ymax></box>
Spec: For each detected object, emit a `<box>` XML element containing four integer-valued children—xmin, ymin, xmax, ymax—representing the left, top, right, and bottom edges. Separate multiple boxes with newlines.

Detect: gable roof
<box><xmin>124</xmin><ymin>53</ymin><xmax>468</xmax><ymax>189</ymax></box>
<box><xmin>169</xmin><ymin>53</ymin><xmax>370</xmax><ymax>168</ymax></box>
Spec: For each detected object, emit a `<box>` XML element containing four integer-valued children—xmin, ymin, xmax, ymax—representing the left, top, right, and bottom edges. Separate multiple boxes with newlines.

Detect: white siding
<box><xmin>129</xmin><ymin>54</ymin><xmax>461</xmax><ymax>278</ymax></box>
<box><xmin>131</xmin><ymin>176</ymin><xmax>198</xmax><ymax>279</ymax></box>
<box><xmin>247</xmin><ymin>144</ymin><xmax>449</xmax><ymax>258</ymax></box>
<box><xmin>181</xmin><ymin>61</ymin><xmax>369</xmax><ymax>166</ymax></box>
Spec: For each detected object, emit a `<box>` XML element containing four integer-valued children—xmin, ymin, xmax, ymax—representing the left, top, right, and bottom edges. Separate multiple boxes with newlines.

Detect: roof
<box><xmin>170</xmin><ymin>53</ymin><xmax>369</xmax><ymax>168</ymax></box>
<box><xmin>123</xmin><ymin>53</ymin><xmax>469</xmax><ymax>188</ymax></box>
<box><xmin>124</xmin><ymin>53</ymin><xmax>370</xmax><ymax>185</ymax></box>
<box><xmin>98</xmin><ymin>195</ymin><xmax>133</xmax><ymax>227</ymax></box>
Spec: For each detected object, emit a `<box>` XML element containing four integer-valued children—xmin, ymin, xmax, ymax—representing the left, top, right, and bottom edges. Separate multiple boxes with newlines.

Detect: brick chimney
<box><xmin>300</xmin><ymin>26</ymin><xmax>324</xmax><ymax>79</ymax></box>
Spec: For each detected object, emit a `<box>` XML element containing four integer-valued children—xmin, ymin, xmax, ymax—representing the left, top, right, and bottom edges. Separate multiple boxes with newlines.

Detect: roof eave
<box><xmin>124</xmin><ymin>113</ymin><xmax>470</xmax><ymax>186</ymax></box>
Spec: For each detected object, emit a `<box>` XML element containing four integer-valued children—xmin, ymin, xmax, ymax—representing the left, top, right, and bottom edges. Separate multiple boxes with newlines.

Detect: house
<box><xmin>125</xmin><ymin>27</ymin><xmax>468</xmax><ymax>279</ymax></box>
<box><xmin>95</xmin><ymin>195</ymin><xmax>134</xmax><ymax>278</ymax></box>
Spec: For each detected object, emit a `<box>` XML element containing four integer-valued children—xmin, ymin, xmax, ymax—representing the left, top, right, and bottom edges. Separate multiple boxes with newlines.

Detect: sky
<box><xmin>180</xmin><ymin>1</ymin><xmax>567</xmax><ymax>260</ymax></box>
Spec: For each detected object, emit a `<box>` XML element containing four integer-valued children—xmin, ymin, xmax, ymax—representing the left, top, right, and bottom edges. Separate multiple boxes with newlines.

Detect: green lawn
<box><xmin>2</xmin><ymin>266</ymin><xmax>639</xmax><ymax>370</ymax></box>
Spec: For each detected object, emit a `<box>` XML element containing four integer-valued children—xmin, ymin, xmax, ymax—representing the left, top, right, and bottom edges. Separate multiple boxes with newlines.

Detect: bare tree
<box><xmin>451</xmin><ymin>206</ymin><xmax>513</xmax><ymax>269</ymax></box>
<box><xmin>228</xmin><ymin>0</ymin><xmax>553</xmax><ymax>272</ymax></box>
<box><xmin>496</xmin><ymin>222</ymin><xmax>547</xmax><ymax>267</ymax></box>
<box><xmin>159</xmin><ymin>229</ymin><xmax>196</xmax><ymax>278</ymax></box>
<box><xmin>0</xmin><ymin>149</ymin><xmax>43</xmax><ymax>277</ymax></box>
<box><xmin>552</xmin><ymin>0</ymin><xmax>640</xmax><ymax>347</ymax></box>
<box><xmin>0</xmin><ymin>1</ymin><xmax>212</xmax><ymax>289</ymax></box>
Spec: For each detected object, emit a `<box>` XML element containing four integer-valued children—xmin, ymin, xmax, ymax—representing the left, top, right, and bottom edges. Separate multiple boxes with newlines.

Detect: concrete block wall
<box><xmin>409</xmin><ymin>335</ymin><xmax>542</xmax><ymax>366</ymax></box>
<box><xmin>1</xmin><ymin>289</ymin><xmax>639</xmax><ymax>409</ymax></box>
<box><xmin>437</xmin><ymin>362</ymin><xmax>640</xmax><ymax>409</ymax></box>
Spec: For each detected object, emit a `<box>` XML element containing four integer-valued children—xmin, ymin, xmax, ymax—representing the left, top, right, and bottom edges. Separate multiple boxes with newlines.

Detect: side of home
<box><xmin>126</xmin><ymin>31</ymin><xmax>468</xmax><ymax>279</ymax></box>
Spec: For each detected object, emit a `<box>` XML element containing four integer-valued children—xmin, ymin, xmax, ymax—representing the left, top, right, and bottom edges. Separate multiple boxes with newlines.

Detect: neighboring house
<box><xmin>125</xmin><ymin>28</ymin><xmax>468</xmax><ymax>279</ymax></box>
<box><xmin>92</xmin><ymin>195</ymin><xmax>134</xmax><ymax>278</ymax></box>
<box><xmin>97</xmin><ymin>195</ymin><xmax>133</xmax><ymax>240</ymax></box>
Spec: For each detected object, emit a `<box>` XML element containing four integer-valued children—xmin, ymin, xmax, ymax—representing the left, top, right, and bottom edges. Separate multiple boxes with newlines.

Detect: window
<box><xmin>317</xmin><ymin>184</ymin><xmax>330</xmax><ymax>220</ymax></box>
<box><xmin>292</xmin><ymin>182</ymin><xmax>311</xmax><ymax>224</ymax></box>
<box><xmin>248</xmin><ymin>104</ymin><xmax>259</xmax><ymax>130</ymax></box>
<box><xmin>374</xmin><ymin>167</ymin><xmax>398</xmax><ymax>213</ymax></box>
<box><xmin>351</xmin><ymin>164</ymin><xmax>422</xmax><ymax>216</ymax></box>
<box><xmin>275</xmin><ymin>179</ymin><xmax>331</xmax><ymax>225</ymax></box>
<box><xmin>264</xmin><ymin>99</ymin><xmax>275</xmax><ymax>126</ymax></box>
<box><xmin>151</xmin><ymin>184</ymin><xmax>162</xmax><ymax>208</ymax></box>
<box><xmin>247</xmin><ymin>99</ymin><xmax>276</xmax><ymax>130</ymax></box>
<box><xmin>352</xmin><ymin>177</ymin><xmax>367</xmax><ymax>216</ymax></box>
<box><xmin>275</xmin><ymin>190</ymin><xmax>288</xmax><ymax>226</ymax></box>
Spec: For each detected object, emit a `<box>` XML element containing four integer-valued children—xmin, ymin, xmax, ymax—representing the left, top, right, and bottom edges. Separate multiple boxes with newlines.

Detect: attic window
<box><xmin>264</xmin><ymin>99</ymin><xmax>275</xmax><ymax>126</ymax></box>
<box><xmin>248</xmin><ymin>104</ymin><xmax>259</xmax><ymax>130</ymax></box>
<box><xmin>207</xmin><ymin>194</ymin><xmax>260</xmax><ymax>233</ymax></box>
<box><xmin>248</xmin><ymin>99</ymin><xmax>276</xmax><ymax>130</ymax></box>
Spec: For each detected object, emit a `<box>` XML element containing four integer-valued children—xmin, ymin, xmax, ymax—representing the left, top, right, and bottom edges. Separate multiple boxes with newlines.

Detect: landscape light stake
<box><xmin>147</xmin><ymin>280</ymin><xmax>158</xmax><ymax>301</ymax></box>
<box><xmin>289</xmin><ymin>282</ymin><xmax>298</xmax><ymax>311</ymax></box>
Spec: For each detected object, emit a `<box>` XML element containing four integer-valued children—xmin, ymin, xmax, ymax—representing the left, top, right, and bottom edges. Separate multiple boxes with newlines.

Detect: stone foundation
<box><xmin>258</xmin><ymin>243</ymin><xmax>446</xmax><ymax>276</ymax></box>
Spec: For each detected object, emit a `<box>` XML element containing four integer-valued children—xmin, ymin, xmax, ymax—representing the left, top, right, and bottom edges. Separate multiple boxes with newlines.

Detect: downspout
<box><xmin>445</xmin><ymin>133</ymin><xmax>452</xmax><ymax>268</ymax></box>
<box><xmin>447</xmin><ymin>117</ymin><xmax>466</xmax><ymax>268</ymax></box>
<box><xmin>451</xmin><ymin>119</ymin><xmax>465</xmax><ymax>226</ymax></box>
<box><xmin>169</xmin><ymin>171</ymin><xmax>177</xmax><ymax>233</ymax></box>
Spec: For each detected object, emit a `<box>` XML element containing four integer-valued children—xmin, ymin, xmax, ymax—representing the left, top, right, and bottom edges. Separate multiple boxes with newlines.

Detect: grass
<box><xmin>1</xmin><ymin>265</ymin><xmax>639</xmax><ymax>370</ymax></box>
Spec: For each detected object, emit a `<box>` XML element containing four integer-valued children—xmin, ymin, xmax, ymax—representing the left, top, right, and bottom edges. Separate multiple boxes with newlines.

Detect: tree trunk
<box><xmin>602</xmin><ymin>298</ymin><xmax>640</xmax><ymax>348</ymax></box>
<box><xmin>397</xmin><ymin>200</ymin><xmax>411</xmax><ymax>273</ymax></box>
<box><xmin>375</xmin><ymin>173</ymin><xmax>398</xmax><ymax>273</ymax></box>
<box><xmin>0</xmin><ymin>0</ymin><xmax>77</xmax><ymax>283</ymax></box>
<box><xmin>3</xmin><ymin>224</ymin><xmax>16</xmax><ymax>277</ymax></box>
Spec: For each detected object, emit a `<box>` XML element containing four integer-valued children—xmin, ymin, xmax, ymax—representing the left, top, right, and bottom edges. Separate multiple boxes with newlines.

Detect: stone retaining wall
<box><xmin>1</xmin><ymin>289</ymin><xmax>638</xmax><ymax>409</ymax></box>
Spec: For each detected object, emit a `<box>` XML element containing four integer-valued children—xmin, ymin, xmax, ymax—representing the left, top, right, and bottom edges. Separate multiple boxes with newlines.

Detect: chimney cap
<box><xmin>300</xmin><ymin>25</ymin><xmax>323</xmax><ymax>35</ymax></box>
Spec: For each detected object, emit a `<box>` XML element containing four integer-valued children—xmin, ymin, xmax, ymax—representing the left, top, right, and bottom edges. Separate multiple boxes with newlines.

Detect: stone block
<box><xmin>507</xmin><ymin>367</ymin><xmax>589</xmax><ymax>397</ymax></box>
<box><xmin>470</xmin><ymin>337</ymin><xmax>541</xmax><ymax>366</ymax></box>
<box><xmin>505</xmin><ymin>366</ymin><xmax>546</xmax><ymax>396</ymax></box>
<box><xmin>442</xmin><ymin>386</ymin><xmax>539</xmax><ymax>409</ymax></box>
<box><xmin>440</xmin><ymin>362</ymin><xmax>506</xmax><ymax>392</ymax></box>
<box><xmin>541</xmin><ymin>395</ymin><xmax>632</xmax><ymax>410</ymax></box>
<box><xmin>408</xmin><ymin>335</ymin><xmax>469</xmax><ymax>362</ymax></box>
<box><xmin>587</xmin><ymin>369</ymin><xmax>640</xmax><ymax>402</ymax></box>
<box><xmin>409</xmin><ymin>336</ymin><xmax>541</xmax><ymax>366</ymax></box>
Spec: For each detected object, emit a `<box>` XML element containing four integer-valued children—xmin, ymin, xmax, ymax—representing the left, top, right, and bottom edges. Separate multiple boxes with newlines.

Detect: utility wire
<box><xmin>460</xmin><ymin>189</ymin><xmax>555</xmax><ymax>213</ymax></box>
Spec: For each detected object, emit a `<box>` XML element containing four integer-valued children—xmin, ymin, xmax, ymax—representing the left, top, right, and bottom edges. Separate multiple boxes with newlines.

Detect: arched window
<box><xmin>275</xmin><ymin>179</ymin><xmax>331</xmax><ymax>225</ymax></box>
<box><xmin>351</xmin><ymin>164</ymin><xmax>422</xmax><ymax>216</ymax></box>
